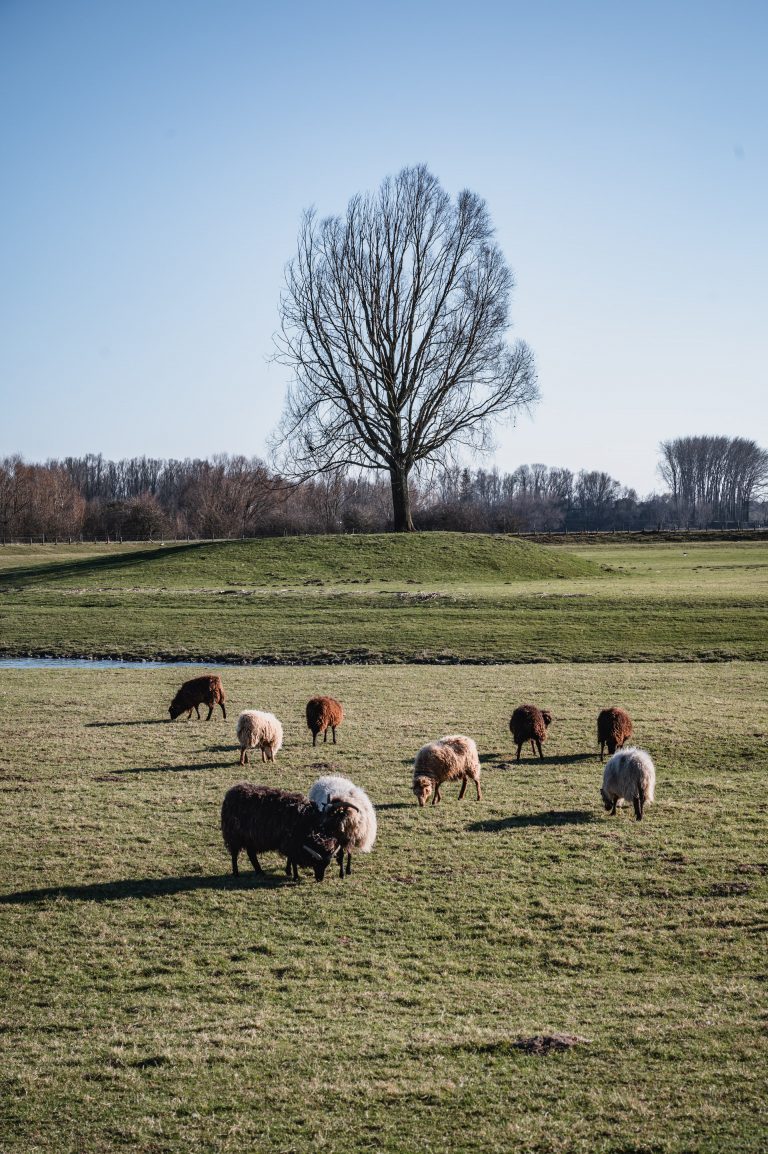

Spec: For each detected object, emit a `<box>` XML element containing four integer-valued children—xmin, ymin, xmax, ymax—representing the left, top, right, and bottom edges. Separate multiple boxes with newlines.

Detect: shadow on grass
<box><xmin>376</xmin><ymin>802</ymin><xmax>413</xmax><ymax>811</ymax></box>
<box><xmin>0</xmin><ymin>872</ymin><xmax>294</xmax><ymax>904</ymax></box>
<box><xmin>86</xmin><ymin>719</ymin><xmax>170</xmax><ymax>728</ymax></box>
<box><xmin>502</xmin><ymin>752</ymin><xmax>596</xmax><ymax>766</ymax></box>
<box><xmin>0</xmin><ymin>542</ymin><xmax>205</xmax><ymax>589</ymax></box>
<box><xmin>114</xmin><ymin>761</ymin><xmax>231</xmax><ymax>774</ymax></box>
<box><xmin>467</xmin><ymin>809</ymin><xmax>596</xmax><ymax>832</ymax></box>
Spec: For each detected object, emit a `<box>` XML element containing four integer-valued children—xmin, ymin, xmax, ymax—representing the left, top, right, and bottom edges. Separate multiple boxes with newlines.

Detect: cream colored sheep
<box><xmin>600</xmin><ymin>747</ymin><xmax>655</xmax><ymax>821</ymax></box>
<box><xmin>236</xmin><ymin>710</ymin><xmax>283</xmax><ymax>765</ymax></box>
<box><xmin>412</xmin><ymin>734</ymin><xmax>482</xmax><ymax>807</ymax></box>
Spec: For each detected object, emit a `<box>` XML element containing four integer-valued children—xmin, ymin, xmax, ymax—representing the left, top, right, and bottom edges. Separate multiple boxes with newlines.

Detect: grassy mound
<box><xmin>0</xmin><ymin>532</ymin><xmax>598</xmax><ymax>589</ymax></box>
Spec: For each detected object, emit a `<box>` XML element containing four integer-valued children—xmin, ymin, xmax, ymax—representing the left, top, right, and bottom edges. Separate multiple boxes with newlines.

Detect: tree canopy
<box><xmin>272</xmin><ymin>164</ymin><xmax>538</xmax><ymax>530</ymax></box>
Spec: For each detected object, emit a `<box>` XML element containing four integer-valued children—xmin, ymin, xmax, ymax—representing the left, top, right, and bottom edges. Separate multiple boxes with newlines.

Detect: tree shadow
<box><xmin>0</xmin><ymin>871</ymin><xmax>292</xmax><ymax>904</ymax></box>
<box><xmin>467</xmin><ymin>810</ymin><xmax>596</xmax><ymax>832</ymax></box>
<box><xmin>0</xmin><ymin>542</ymin><xmax>206</xmax><ymax>589</ymax></box>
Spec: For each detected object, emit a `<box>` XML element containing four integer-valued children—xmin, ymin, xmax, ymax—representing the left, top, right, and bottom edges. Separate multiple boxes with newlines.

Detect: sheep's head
<box><xmin>413</xmin><ymin>775</ymin><xmax>433</xmax><ymax>807</ymax></box>
<box><xmin>599</xmin><ymin>787</ymin><xmax>613</xmax><ymax>812</ymax></box>
<box><xmin>321</xmin><ymin>800</ymin><xmax>360</xmax><ymax>842</ymax></box>
<box><xmin>168</xmin><ymin>699</ymin><xmax>183</xmax><ymax>720</ymax></box>
<box><xmin>542</xmin><ymin>710</ymin><xmax>553</xmax><ymax>728</ymax></box>
<box><xmin>300</xmin><ymin>833</ymin><xmax>337</xmax><ymax>881</ymax></box>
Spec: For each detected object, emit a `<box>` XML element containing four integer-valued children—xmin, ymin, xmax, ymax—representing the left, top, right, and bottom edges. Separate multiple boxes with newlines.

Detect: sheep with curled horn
<box><xmin>308</xmin><ymin>775</ymin><xmax>377</xmax><ymax>878</ymax></box>
<box><xmin>221</xmin><ymin>782</ymin><xmax>342</xmax><ymax>882</ymax></box>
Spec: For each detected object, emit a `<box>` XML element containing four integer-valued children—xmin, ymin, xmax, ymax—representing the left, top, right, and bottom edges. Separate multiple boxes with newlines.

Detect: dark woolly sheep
<box><xmin>597</xmin><ymin>707</ymin><xmax>633</xmax><ymax>760</ymax></box>
<box><xmin>306</xmin><ymin>696</ymin><xmax>344</xmax><ymax>746</ymax></box>
<box><xmin>220</xmin><ymin>782</ymin><xmax>348</xmax><ymax>882</ymax></box>
<box><xmin>169</xmin><ymin>674</ymin><xmax>226</xmax><ymax>721</ymax></box>
<box><xmin>509</xmin><ymin>704</ymin><xmax>552</xmax><ymax>761</ymax></box>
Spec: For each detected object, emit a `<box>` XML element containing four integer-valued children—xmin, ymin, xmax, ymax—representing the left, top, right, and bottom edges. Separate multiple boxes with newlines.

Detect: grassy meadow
<box><xmin>0</xmin><ymin>534</ymin><xmax>767</xmax><ymax>1152</ymax></box>
<box><xmin>0</xmin><ymin>534</ymin><xmax>767</xmax><ymax>662</ymax></box>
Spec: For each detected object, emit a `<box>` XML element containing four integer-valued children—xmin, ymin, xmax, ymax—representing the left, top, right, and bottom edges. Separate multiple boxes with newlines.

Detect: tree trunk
<box><xmin>390</xmin><ymin>464</ymin><xmax>415</xmax><ymax>531</ymax></box>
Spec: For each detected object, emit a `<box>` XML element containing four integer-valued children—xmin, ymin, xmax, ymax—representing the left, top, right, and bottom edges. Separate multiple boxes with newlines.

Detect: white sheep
<box><xmin>600</xmin><ymin>746</ymin><xmax>656</xmax><ymax>821</ymax></box>
<box><xmin>412</xmin><ymin>734</ymin><xmax>482</xmax><ymax>807</ymax></box>
<box><xmin>308</xmin><ymin>774</ymin><xmax>377</xmax><ymax>878</ymax></box>
<box><xmin>236</xmin><ymin>710</ymin><xmax>284</xmax><ymax>765</ymax></box>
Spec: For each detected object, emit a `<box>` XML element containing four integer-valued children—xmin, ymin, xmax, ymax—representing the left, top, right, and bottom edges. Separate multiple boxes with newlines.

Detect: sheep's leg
<box><xmin>475</xmin><ymin>778</ymin><xmax>482</xmax><ymax>801</ymax></box>
<box><xmin>220</xmin><ymin>702</ymin><xmax>227</xmax><ymax>720</ymax></box>
<box><xmin>312</xmin><ymin>731</ymin><xmax>318</xmax><ymax>747</ymax></box>
<box><xmin>516</xmin><ymin>742</ymin><xmax>522</xmax><ymax>762</ymax></box>
<box><xmin>261</xmin><ymin>747</ymin><xmax>267</xmax><ymax>763</ymax></box>
<box><xmin>536</xmin><ymin>738</ymin><xmax>543</xmax><ymax>759</ymax></box>
<box><xmin>205</xmin><ymin>705</ymin><xmax>214</xmax><ymax>721</ymax></box>
<box><xmin>323</xmin><ymin>729</ymin><xmax>328</xmax><ymax>743</ymax></box>
<box><xmin>246</xmin><ymin>848</ymin><xmax>263</xmax><ymax>874</ymax></box>
<box><xmin>239</xmin><ymin>747</ymin><xmax>247</xmax><ymax>766</ymax></box>
<box><xmin>291</xmin><ymin>860</ymin><xmax>299</xmax><ymax>881</ymax></box>
<box><xmin>599</xmin><ymin>740</ymin><xmax>605</xmax><ymax>760</ymax></box>
<box><xmin>433</xmin><ymin>783</ymin><xmax>441</xmax><ymax>804</ymax></box>
<box><xmin>194</xmin><ymin>705</ymin><xmax>201</xmax><ymax>719</ymax></box>
<box><xmin>336</xmin><ymin>847</ymin><xmax>344</xmax><ymax>879</ymax></box>
<box><xmin>530</xmin><ymin>739</ymin><xmax>537</xmax><ymax>756</ymax></box>
<box><xmin>269</xmin><ymin>747</ymin><xmax>275</xmax><ymax>763</ymax></box>
<box><xmin>610</xmin><ymin>800</ymin><xmax>617</xmax><ymax>816</ymax></box>
<box><xmin>332</xmin><ymin>726</ymin><xmax>337</xmax><ymax>744</ymax></box>
<box><xmin>285</xmin><ymin>859</ymin><xmax>293</xmax><ymax>877</ymax></box>
<box><xmin>231</xmin><ymin>850</ymin><xmax>240</xmax><ymax>876</ymax></box>
<box><xmin>457</xmin><ymin>777</ymin><xmax>468</xmax><ymax>800</ymax></box>
<box><xmin>634</xmin><ymin>787</ymin><xmax>645</xmax><ymax>821</ymax></box>
<box><xmin>186</xmin><ymin>709</ymin><xmax>193</xmax><ymax>721</ymax></box>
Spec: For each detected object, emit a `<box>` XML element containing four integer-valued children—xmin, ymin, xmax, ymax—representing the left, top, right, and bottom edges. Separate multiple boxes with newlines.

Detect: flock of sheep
<box><xmin>168</xmin><ymin>674</ymin><xmax>657</xmax><ymax>883</ymax></box>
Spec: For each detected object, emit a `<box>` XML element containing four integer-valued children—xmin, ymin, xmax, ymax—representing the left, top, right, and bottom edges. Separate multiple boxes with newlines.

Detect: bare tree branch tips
<box><xmin>272</xmin><ymin>164</ymin><xmax>539</xmax><ymax>531</ymax></box>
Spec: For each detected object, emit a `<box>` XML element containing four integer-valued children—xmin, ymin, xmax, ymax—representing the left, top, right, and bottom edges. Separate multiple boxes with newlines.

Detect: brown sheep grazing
<box><xmin>306</xmin><ymin>696</ymin><xmax>344</xmax><ymax>746</ymax></box>
<box><xmin>412</xmin><ymin>735</ymin><xmax>482</xmax><ymax>807</ymax></box>
<box><xmin>597</xmin><ymin>707</ymin><xmax>633</xmax><ymax>760</ymax></box>
<box><xmin>509</xmin><ymin>704</ymin><xmax>552</xmax><ymax>761</ymax></box>
<box><xmin>169</xmin><ymin>674</ymin><xmax>227</xmax><ymax>721</ymax></box>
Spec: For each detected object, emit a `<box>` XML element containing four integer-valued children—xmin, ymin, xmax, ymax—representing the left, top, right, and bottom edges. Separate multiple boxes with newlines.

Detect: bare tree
<box><xmin>272</xmin><ymin>164</ymin><xmax>538</xmax><ymax>530</ymax></box>
<box><xmin>659</xmin><ymin>435</ymin><xmax>768</xmax><ymax>523</ymax></box>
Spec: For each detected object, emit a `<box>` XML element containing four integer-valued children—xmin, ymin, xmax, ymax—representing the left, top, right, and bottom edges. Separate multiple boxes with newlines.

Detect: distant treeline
<box><xmin>1</xmin><ymin>437</ymin><xmax>766</xmax><ymax>540</ymax></box>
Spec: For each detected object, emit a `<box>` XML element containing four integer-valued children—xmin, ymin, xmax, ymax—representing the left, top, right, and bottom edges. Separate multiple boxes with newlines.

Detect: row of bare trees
<box><xmin>3</xmin><ymin>448</ymin><xmax>763</xmax><ymax>541</ymax></box>
<box><xmin>658</xmin><ymin>437</ymin><xmax>768</xmax><ymax>525</ymax></box>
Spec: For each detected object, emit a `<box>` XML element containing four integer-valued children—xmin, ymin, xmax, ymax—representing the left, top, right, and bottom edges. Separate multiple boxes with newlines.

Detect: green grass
<box><xmin>1</xmin><ymin>663</ymin><xmax>766</xmax><ymax>1152</ymax></box>
<box><xmin>1</xmin><ymin>536</ymin><xmax>766</xmax><ymax>662</ymax></box>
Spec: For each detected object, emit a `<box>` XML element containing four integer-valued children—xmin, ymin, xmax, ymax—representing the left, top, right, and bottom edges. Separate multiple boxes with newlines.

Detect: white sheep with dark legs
<box><xmin>600</xmin><ymin>747</ymin><xmax>656</xmax><ymax>821</ymax></box>
<box><xmin>308</xmin><ymin>774</ymin><xmax>377</xmax><ymax>878</ymax></box>
<box><xmin>221</xmin><ymin>782</ymin><xmax>351</xmax><ymax>882</ymax></box>
<box><xmin>412</xmin><ymin>735</ymin><xmax>482</xmax><ymax>807</ymax></box>
<box><xmin>236</xmin><ymin>710</ymin><xmax>283</xmax><ymax>765</ymax></box>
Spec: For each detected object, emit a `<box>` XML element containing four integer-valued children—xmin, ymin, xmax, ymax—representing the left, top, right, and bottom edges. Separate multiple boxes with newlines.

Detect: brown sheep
<box><xmin>597</xmin><ymin>707</ymin><xmax>633</xmax><ymax>760</ymax></box>
<box><xmin>509</xmin><ymin>704</ymin><xmax>552</xmax><ymax>761</ymax></box>
<box><xmin>169</xmin><ymin>674</ymin><xmax>227</xmax><ymax>721</ymax></box>
<box><xmin>306</xmin><ymin>696</ymin><xmax>344</xmax><ymax>746</ymax></box>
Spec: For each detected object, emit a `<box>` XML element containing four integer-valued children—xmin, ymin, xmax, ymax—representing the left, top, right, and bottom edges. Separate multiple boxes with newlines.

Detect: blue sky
<box><xmin>1</xmin><ymin>0</ymin><xmax>766</xmax><ymax>495</ymax></box>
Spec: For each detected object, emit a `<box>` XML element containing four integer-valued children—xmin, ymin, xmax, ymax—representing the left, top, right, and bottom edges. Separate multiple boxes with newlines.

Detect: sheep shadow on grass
<box><xmin>467</xmin><ymin>809</ymin><xmax>596</xmax><ymax>833</ymax></box>
<box><xmin>113</xmin><ymin>761</ymin><xmax>231</xmax><ymax>775</ymax></box>
<box><xmin>0</xmin><ymin>872</ymin><xmax>299</xmax><ymax>905</ymax></box>
<box><xmin>86</xmin><ymin>719</ymin><xmax>170</xmax><ymax>728</ymax></box>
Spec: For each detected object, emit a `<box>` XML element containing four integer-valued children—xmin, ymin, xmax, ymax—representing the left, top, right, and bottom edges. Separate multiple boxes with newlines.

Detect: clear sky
<box><xmin>1</xmin><ymin>0</ymin><xmax>766</xmax><ymax>496</ymax></box>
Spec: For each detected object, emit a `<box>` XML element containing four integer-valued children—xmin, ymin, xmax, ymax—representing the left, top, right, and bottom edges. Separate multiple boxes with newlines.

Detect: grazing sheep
<box><xmin>221</xmin><ymin>782</ymin><xmax>342</xmax><ymax>881</ymax></box>
<box><xmin>597</xmin><ymin>707</ymin><xmax>633</xmax><ymax>760</ymax></box>
<box><xmin>509</xmin><ymin>704</ymin><xmax>552</xmax><ymax>761</ymax></box>
<box><xmin>600</xmin><ymin>747</ymin><xmax>656</xmax><ymax>821</ymax></box>
<box><xmin>308</xmin><ymin>774</ymin><xmax>377</xmax><ymax>877</ymax></box>
<box><xmin>236</xmin><ymin>711</ymin><xmax>283</xmax><ymax>765</ymax></box>
<box><xmin>412</xmin><ymin>734</ymin><xmax>482</xmax><ymax>807</ymax></box>
<box><xmin>169</xmin><ymin>674</ymin><xmax>227</xmax><ymax>721</ymax></box>
<box><xmin>306</xmin><ymin>696</ymin><xmax>344</xmax><ymax>746</ymax></box>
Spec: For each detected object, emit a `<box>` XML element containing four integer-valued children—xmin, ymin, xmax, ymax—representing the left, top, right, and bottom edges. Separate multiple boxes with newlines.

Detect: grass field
<box><xmin>1</xmin><ymin>663</ymin><xmax>767</xmax><ymax>1153</ymax></box>
<box><xmin>1</xmin><ymin>534</ymin><xmax>766</xmax><ymax>1152</ymax></box>
<box><xmin>1</xmin><ymin>534</ymin><xmax>767</xmax><ymax>662</ymax></box>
